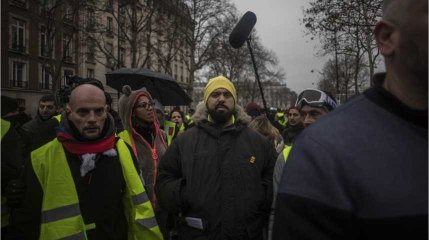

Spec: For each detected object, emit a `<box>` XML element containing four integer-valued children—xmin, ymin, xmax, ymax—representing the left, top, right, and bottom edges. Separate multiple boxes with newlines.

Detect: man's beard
<box><xmin>400</xmin><ymin>37</ymin><xmax>428</xmax><ymax>85</ymax></box>
<box><xmin>208</xmin><ymin>105</ymin><xmax>234</xmax><ymax>124</ymax></box>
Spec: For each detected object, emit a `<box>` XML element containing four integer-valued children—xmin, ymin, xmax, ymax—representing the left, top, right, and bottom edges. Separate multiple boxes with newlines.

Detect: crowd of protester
<box><xmin>1</xmin><ymin>0</ymin><xmax>427</xmax><ymax>239</ymax></box>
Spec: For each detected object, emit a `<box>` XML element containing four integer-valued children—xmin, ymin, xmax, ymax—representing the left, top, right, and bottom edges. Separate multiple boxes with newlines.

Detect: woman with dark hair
<box><xmin>165</xmin><ymin>108</ymin><xmax>187</xmax><ymax>145</ymax></box>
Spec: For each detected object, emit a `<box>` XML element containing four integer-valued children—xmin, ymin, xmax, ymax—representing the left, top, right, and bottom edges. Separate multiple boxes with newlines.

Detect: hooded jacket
<box><xmin>118</xmin><ymin>86</ymin><xmax>167</xmax><ymax>206</ymax></box>
<box><xmin>156</xmin><ymin>101</ymin><xmax>277</xmax><ymax>240</ymax></box>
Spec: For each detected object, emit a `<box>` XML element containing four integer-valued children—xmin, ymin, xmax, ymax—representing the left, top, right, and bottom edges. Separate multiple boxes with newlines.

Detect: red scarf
<box><xmin>57</xmin><ymin>131</ymin><xmax>115</xmax><ymax>155</ymax></box>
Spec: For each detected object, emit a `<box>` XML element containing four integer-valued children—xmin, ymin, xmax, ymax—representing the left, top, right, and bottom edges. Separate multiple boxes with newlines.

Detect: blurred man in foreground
<box><xmin>273</xmin><ymin>0</ymin><xmax>428</xmax><ymax>238</ymax></box>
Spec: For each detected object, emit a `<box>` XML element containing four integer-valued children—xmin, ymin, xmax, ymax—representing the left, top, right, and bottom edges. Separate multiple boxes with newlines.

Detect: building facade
<box><xmin>192</xmin><ymin>79</ymin><xmax>297</xmax><ymax>110</ymax></box>
<box><xmin>1</xmin><ymin>0</ymin><xmax>194</xmax><ymax>116</ymax></box>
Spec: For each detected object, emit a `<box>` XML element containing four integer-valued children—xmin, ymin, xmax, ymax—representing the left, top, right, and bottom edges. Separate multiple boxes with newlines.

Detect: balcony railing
<box><xmin>10</xmin><ymin>80</ymin><xmax>28</xmax><ymax>88</ymax></box>
<box><xmin>11</xmin><ymin>43</ymin><xmax>26</xmax><ymax>53</ymax></box>
<box><xmin>86</xmin><ymin>53</ymin><xmax>96</xmax><ymax>63</ymax></box>
<box><xmin>39</xmin><ymin>82</ymin><xmax>52</xmax><ymax>90</ymax></box>
<box><xmin>11</xmin><ymin>0</ymin><xmax>26</xmax><ymax>8</ymax></box>
<box><xmin>64</xmin><ymin>56</ymin><xmax>73</xmax><ymax>62</ymax></box>
<box><xmin>105</xmin><ymin>30</ymin><xmax>114</xmax><ymax>38</ymax></box>
<box><xmin>86</xmin><ymin>23</ymin><xmax>95</xmax><ymax>32</ymax></box>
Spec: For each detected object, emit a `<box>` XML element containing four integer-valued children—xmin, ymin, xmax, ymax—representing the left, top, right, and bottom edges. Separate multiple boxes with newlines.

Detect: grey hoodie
<box><xmin>118</xmin><ymin>85</ymin><xmax>167</xmax><ymax>205</ymax></box>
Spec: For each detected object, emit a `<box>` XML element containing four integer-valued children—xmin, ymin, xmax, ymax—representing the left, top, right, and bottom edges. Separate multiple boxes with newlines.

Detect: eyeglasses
<box><xmin>295</xmin><ymin>89</ymin><xmax>337</xmax><ymax>111</ymax></box>
<box><xmin>135</xmin><ymin>101</ymin><xmax>155</xmax><ymax>110</ymax></box>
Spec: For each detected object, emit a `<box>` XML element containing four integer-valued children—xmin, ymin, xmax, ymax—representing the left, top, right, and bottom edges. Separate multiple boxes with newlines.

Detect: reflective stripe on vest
<box><xmin>32</xmin><ymin>138</ymin><xmax>163</xmax><ymax>240</ymax></box>
<box><xmin>115</xmin><ymin>140</ymin><xmax>163</xmax><ymax>240</ymax></box>
<box><xmin>1</xmin><ymin>119</ymin><xmax>11</xmax><ymax>140</ymax></box>
<box><xmin>32</xmin><ymin>139</ymin><xmax>88</xmax><ymax>239</ymax></box>
<box><xmin>41</xmin><ymin>203</ymin><xmax>80</xmax><ymax>224</ymax></box>
<box><xmin>282</xmin><ymin>145</ymin><xmax>293</xmax><ymax>162</ymax></box>
<box><xmin>278</xmin><ymin>118</ymin><xmax>288</xmax><ymax>127</ymax></box>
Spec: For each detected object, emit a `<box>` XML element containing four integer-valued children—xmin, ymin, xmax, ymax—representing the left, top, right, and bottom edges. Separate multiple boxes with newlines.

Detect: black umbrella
<box><xmin>106</xmin><ymin>68</ymin><xmax>192</xmax><ymax>106</ymax></box>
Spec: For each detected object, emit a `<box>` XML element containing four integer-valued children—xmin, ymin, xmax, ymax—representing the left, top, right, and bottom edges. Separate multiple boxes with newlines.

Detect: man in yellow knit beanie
<box><xmin>201</xmin><ymin>76</ymin><xmax>238</xmax><ymax>125</ymax></box>
<box><xmin>203</xmin><ymin>76</ymin><xmax>237</xmax><ymax>104</ymax></box>
<box><xmin>156</xmin><ymin>75</ymin><xmax>277</xmax><ymax>239</ymax></box>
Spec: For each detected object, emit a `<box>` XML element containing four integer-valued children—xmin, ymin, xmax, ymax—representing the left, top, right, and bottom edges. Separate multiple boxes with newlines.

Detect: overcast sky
<box><xmin>231</xmin><ymin>0</ymin><xmax>328</xmax><ymax>94</ymax></box>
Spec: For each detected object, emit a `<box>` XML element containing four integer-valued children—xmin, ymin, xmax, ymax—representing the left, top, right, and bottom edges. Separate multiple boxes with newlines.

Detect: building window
<box><xmin>40</xmin><ymin>26</ymin><xmax>49</xmax><ymax>57</ymax></box>
<box><xmin>63</xmin><ymin>69</ymin><xmax>74</xmax><ymax>86</ymax></box>
<box><xmin>105</xmin><ymin>0</ymin><xmax>113</xmax><ymax>12</ymax></box>
<box><xmin>158</xmin><ymin>59</ymin><xmax>162</xmax><ymax>71</ymax></box>
<box><xmin>86</xmin><ymin>8</ymin><xmax>95</xmax><ymax>31</ymax></box>
<box><xmin>87</xmin><ymin>68</ymin><xmax>94</xmax><ymax>78</ymax></box>
<box><xmin>11</xmin><ymin>61</ymin><xmax>27</xmax><ymax>88</ymax></box>
<box><xmin>119</xmin><ymin>48</ymin><xmax>125</xmax><ymax>67</ymax></box>
<box><xmin>11</xmin><ymin>18</ymin><xmax>26</xmax><ymax>52</ymax></box>
<box><xmin>86</xmin><ymin>38</ymin><xmax>96</xmax><ymax>62</ymax></box>
<box><xmin>106</xmin><ymin>43</ymin><xmax>114</xmax><ymax>68</ymax></box>
<box><xmin>106</xmin><ymin>17</ymin><xmax>113</xmax><ymax>36</ymax></box>
<box><xmin>147</xmin><ymin>56</ymin><xmax>152</xmax><ymax>69</ymax></box>
<box><xmin>64</xmin><ymin>3</ymin><xmax>73</xmax><ymax>21</ymax></box>
<box><xmin>40</xmin><ymin>66</ymin><xmax>52</xmax><ymax>90</ymax></box>
<box><xmin>119</xmin><ymin>5</ymin><xmax>126</xmax><ymax>16</ymax></box>
<box><xmin>63</xmin><ymin>34</ymin><xmax>74</xmax><ymax>62</ymax></box>
<box><xmin>40</xmin><ymin>0</ymin><xmax>53</xmax><ymax>13</ymax></box>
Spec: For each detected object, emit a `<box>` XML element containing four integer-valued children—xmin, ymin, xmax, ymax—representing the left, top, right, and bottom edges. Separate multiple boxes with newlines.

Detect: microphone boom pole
<box><xmin>228</xmin><ymin>11</ymin><xmax>268</xmax><ymax>111</ymax></box>
<box><xmin>246</xmin><ymin>37</ymin><xmax>268</xmax><ymax>111</ymax></box>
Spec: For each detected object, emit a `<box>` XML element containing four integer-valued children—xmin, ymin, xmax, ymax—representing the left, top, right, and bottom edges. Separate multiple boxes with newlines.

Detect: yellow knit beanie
<box><xmin>204</xmin><ymin>76</ymin><xmax>237</xmax><ymax>104</ymax></box>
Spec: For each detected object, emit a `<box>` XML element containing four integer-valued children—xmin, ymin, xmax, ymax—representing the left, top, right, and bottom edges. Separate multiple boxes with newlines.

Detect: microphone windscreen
<box><xmin>229</xmin><ymin>11</ymin><xmax>257</xmax><ymax>49</ymax></box>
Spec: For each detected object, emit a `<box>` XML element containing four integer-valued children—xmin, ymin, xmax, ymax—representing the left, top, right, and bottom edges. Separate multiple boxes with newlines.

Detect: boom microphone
<box><xmin>229</xmin><ymin>11</ymin><xmax>257</xmax><ymax>49</ymax></box>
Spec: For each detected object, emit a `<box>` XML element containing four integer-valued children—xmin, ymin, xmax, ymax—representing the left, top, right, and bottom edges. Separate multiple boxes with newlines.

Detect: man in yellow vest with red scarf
<box><xmin>7</xmin><ymin>82</ymin><xmax>163</xmax><ymax>240</ymax></box>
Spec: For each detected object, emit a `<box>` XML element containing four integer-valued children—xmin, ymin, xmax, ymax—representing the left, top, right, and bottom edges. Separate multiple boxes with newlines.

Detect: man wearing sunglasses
<box><xmin>273</xmin><ymin>0</ymin><xmax>427</xmax><ymax>239</ymax></box>
<box><xmin>156</xmin><ymin>76</ymin><xmax>277</xmax><ymax>239</ymax></box>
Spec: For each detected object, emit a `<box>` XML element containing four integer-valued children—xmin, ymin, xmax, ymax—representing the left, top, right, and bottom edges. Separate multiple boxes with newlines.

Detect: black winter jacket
<box><xmin>19</xmin><ymin>115</ymin><xmax>59</xmax><ymax>159</ymax></box>
<box><xmin>156</xmin><ymin>103</ymin><xmax>277</xmax><ymax>240</ymax></box>
<box><xmin>7</xmin><ymin>116</ymin><xmax>138</xmax><ymax>240</ymax></box>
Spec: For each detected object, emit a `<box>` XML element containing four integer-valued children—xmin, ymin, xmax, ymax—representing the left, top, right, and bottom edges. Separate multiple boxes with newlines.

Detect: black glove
<box><xmin>6</xmin><ymin>179</ymin><xmax>26</xmax><ymax>208</ymax></box>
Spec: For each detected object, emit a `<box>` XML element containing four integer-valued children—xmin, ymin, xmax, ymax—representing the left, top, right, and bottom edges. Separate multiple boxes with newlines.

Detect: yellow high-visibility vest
<box><xmin>53</xmin><ymin>114</ymin><xmax>62</xmax><ymax>122</ymax></box>
<box><xmin>164</xmin><ymin>121</ymin><xmax>185</xmax><ymax>146</ymax></box>
<box><xmin>1</xmin><ymin>119</ymin><xmax>11</xmax><ymax>228</ymax></box>
<box><xmin>31</xmin><ymin>138</ymin><xmax>163</xmax><ymax>240</ymax></box>
<box><xmin>1</xmin><ymin>119</ymin><xmax>11</xmax><ymax>140</ymax></box>
<box><xmin>282</xmin><ymin>145</ymin><xmax>293</xmax><ymax>162</ymax></box>
<box><xmin>277</xmin><ymin>118</ymin><xmax>288</xmax><ymax>127</ymax></box>
<box><xmin>164</xmin><ymin>120</ymin><xmax>176</xmax><ymax>146</ymax></box>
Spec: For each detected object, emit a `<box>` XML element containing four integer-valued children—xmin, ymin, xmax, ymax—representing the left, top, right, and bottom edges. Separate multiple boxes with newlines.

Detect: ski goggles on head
<box><xmin>295</xmin><ymin>89</ymin><xmax>337</xmax><ymax>112</ymax></box>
